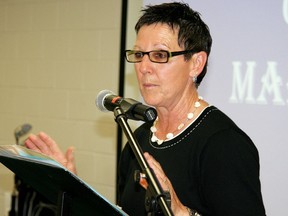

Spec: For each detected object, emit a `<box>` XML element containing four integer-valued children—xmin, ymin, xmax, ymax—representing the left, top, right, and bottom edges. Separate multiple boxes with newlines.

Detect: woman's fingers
<box><xmin>24</xmin><ymin>136</ymin><xmax>42</xmax><ymax>153</ymax></box>
<box><xmin>25</xmin><ymin>133</ymin><xmax>50</xmax><ymax>154</ymax></box>
<box><xmin>38</xmin><ymin>132</ymin><xmax>62</xmax><ymax>155</ymax></box>
<box><xmin>144</xmin><ymin>152</ymin><xmax>165</xmax><ymax>178</ymax></box>
<box><xmin>66</xmin><ymin>147</ymin><xmax>77</xmax><ymax>174</ymax></box>
<box><xmin>144</xmin><ymin>152</ymin><xmax>170</xmax><ymax>191</ymax></box>
<box><xmin>24</xmin><ymin>132</ymin><xmax>77</xmax><ymax>174</ymax></box>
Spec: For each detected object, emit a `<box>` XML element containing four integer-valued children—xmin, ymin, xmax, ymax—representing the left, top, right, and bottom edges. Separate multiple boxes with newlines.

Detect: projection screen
<box><xmin>130</xmin><ymin>1</ymin><xmax>288</xmax><ymax>215</ymax></box>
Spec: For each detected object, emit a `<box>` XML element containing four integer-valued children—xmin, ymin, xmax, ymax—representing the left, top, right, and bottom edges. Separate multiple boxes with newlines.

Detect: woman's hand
<box><xmin>25</xmin><ymin>132</ymin><xmax>77</xmax><ymax>175</ymax></box>
<box><xmin>144</xmin><ymin>152</ymin><xmax>189</xmax><ymax>216</ymax></box>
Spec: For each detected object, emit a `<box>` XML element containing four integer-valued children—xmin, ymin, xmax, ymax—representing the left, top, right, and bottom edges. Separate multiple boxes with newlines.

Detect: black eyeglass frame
<box><xmin>125</xmin><ymin>49</ymin><xmax>195</xmax><ymax>63</ymax></box>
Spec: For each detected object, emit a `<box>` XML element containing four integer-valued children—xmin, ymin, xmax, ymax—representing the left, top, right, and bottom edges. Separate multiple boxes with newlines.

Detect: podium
<box><xmin>0</xmin><ymin>145</ymin><xmax>128</xmax><ymax>216</ymax></box>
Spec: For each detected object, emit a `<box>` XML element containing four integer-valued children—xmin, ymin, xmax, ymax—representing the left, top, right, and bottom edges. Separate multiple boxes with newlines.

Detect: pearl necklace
<box><xmin>150</xmin><ymin>96</ymin><xmax>203</xmax><ymax>145</ymax></box>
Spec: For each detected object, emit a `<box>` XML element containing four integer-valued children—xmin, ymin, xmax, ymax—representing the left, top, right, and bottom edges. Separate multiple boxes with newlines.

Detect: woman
<box><xmin>25</xmin><ymin>2</ymin><xmax>266</xmax><ymax>216</ymax></box>
<box><xmin>118</xmin><ymin>2</ymin><xmax>266</xmax><ymax>216</ymax></box>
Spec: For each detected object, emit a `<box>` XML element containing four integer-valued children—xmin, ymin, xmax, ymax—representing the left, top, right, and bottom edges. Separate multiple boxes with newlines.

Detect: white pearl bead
<box><xmin>151</xmin><ymin>135</ymin><xmax>157</xmax><ymax>142</ymax></box>
<box><xmin>177</xmin><ymin>123</ymin><xmax>184</xmax><ymax>130</ymax></box>
<box><xmin>150</xmin><ymin>126</ymin><xmax>157</xmax><ymax>132</ymax></box>
<box><xmin>157</xmin><ymin>139</ymin><xmax>164</xmax><ymax>145</ymax></box>
<box><xmin>187</xmin><ymin>113</ymin><xmax>194</xmax><ymax>120</ymax></box>
<box><xmin>166</xmin><ymin>133</ymin><xmax>174</xmax><ymax>139</ymax></box>
<box><xmin>195</xmin><ymin>101</ymin><xmax>201</xmax><ymax>108</ymax></box>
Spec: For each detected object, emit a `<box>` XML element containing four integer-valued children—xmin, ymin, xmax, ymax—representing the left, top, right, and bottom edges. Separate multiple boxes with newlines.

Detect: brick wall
<box><xmin>0</xmin><ymin>0</ymin><xmax>142</xmax><ymax>214</ymax></box>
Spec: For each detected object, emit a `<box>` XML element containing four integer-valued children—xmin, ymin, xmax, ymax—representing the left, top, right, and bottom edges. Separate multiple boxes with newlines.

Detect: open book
<box><xmin>0</xmin><ymin>144</ymin><xmax>128</xmax><ymax>216</ymax></box>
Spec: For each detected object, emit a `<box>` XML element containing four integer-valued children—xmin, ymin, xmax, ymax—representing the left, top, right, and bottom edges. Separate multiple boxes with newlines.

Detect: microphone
<box><xmin>96</xmin><ymin>90</ymin><xmax>157</xmax><ymax>122</ymax></box>
<box><xmin>14</xmin><ymin>123</ymin><xmax>32</xmax><ymax>145</ymax></box>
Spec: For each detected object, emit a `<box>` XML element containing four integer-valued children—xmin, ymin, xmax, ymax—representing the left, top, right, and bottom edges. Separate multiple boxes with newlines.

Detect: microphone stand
<box><xmin>113</xmin><ymin>107</ymin><xmax>173</xmax><ymax>216</ymax></box>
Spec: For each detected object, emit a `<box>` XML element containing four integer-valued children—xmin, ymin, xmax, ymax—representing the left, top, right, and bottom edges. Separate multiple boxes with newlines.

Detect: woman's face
<box><xmin>134</xmin><ymin>23</ymin><xmax>194</xmax><ymax>109</ymax></box>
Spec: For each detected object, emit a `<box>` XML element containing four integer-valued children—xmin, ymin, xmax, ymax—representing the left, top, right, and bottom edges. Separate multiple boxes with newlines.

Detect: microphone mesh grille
<box><xmin>95</xmin><ymin>89</ymin><xmax>114</xmax><ymax>112</ymax></box>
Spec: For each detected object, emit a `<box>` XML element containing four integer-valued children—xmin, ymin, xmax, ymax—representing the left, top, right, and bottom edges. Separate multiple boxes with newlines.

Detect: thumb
<box><xmin>65</xmin><ymin>146</ymin><xmax>77</xmax><ymax>175</ymax></box>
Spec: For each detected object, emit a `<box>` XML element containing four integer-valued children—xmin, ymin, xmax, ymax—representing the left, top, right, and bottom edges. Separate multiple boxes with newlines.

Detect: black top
<box><xmin>118</xmin><ymin>106</ymin><xmax>266</xmax><ymax>216</ymax></box>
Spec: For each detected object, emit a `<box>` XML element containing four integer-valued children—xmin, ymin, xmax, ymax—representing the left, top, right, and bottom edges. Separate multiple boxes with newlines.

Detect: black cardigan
<box><xmin>118</xmin><ymin>106</ymin><xmax>266</xmax><ymax>216</ymax></box>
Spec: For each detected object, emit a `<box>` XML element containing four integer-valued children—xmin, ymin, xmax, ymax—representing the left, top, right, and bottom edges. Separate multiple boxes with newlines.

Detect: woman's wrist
<box><xmin>186</xmin><ymin>206</ymin><xmax>201</xmax><ymax>216</ymax></box>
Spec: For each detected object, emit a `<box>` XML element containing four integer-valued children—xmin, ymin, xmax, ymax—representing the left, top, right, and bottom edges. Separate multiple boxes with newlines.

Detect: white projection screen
<box><xmin>135</xmin><ymin>0</ymin><xmax>287</xmax><ymax>215</ymax></box>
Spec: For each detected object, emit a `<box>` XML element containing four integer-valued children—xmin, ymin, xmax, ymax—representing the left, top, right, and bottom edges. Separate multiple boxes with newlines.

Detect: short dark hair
<box><xmin>135</xmin><ymin>2</ymin><xmax>212</xmax><ymax>86</ymax></box>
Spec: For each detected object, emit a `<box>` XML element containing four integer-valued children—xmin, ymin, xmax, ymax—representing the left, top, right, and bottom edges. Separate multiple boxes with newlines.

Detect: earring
<box><xmin>193</xmin><ymin>75</ymin><xmax>197</xmax><ymax>83</ymax></box>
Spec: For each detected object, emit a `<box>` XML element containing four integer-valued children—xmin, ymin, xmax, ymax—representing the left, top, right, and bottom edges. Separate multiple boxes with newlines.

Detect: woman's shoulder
<box><xmin>195</xmin><ymin>105</ymin><xmax>256</xmax><ymax>149</ymax></box>
<box><xmin>192</xmin><ymin>105</ymin><xmax>254</xmax><ymax>144</ymax></box>
<box><xmin>197</xmin><ymin>105</ymin><xmax>239</xmax><ymax>131</ymax></box>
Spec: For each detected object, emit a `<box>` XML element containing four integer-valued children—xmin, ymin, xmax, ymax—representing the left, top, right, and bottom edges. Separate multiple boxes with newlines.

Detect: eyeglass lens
<box><xmin>126</xmin><ymin>51</ymin><xmax>169</xmax><ymax>63</ymax></box>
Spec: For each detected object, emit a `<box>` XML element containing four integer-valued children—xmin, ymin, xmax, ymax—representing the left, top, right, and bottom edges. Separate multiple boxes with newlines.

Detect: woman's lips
<box><xmin>143</xmin><ymin>82</ymin><xmax>157</xmax><ymax>88</ymax></box>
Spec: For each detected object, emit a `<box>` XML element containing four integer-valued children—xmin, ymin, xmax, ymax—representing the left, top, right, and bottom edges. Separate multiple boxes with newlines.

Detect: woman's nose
<box><xmin>138</xmin><ymin>55</ymin><xmax>152</xmax><ymax>73</ymax></box>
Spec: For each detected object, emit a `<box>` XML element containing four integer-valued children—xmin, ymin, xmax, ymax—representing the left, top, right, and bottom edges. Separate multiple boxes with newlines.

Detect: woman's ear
<box><xmin>189</xmin><ymin>51</ymin><xmax>207</xmax><ymax>77</ymax></box>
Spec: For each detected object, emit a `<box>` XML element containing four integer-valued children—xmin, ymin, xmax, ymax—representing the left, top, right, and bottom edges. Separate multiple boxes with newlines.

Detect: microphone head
<box><xmin>96</xmin><ymin>89</ymin><xmax>114</xmax><ymax>112</ymax></box>
<box><xmin>14</xmin><ymin>123</ymin><xmax>32</xmax><ymax>137</ymax></box>
<box><xmin>14</xmin><ymin>123</ymin><xmax>32</xmax><ymax>139</ymax></box>
<box><xmin>95</xmin><ymin>89</ymin><xmax>157</xmax><ymax>122</ymax></box>
<box><xmin>22</xmin><ymin>124</ymin><xmax>32</xmax><ymax>133</ymax></box>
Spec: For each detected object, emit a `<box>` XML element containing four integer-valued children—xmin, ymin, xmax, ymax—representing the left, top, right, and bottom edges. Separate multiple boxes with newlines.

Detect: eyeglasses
<box><xmin>125</xmin><ymin>50</ymin><xmax>194</xmax><ymax>63</ymax></box>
